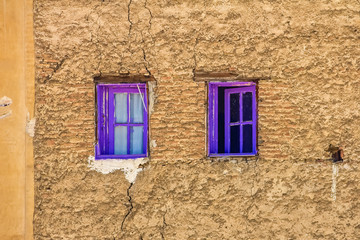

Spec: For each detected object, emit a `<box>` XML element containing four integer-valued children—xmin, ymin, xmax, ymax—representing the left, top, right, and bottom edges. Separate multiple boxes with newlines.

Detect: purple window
<box><xmin>208</xmin><ymin>82</ymin><xmax>257</xmax><ymax>156</ymax></box>
<box><xmin>96</xmin><ymin>83</ymin><xmax>148</xmax><ymax>159</ymax></box>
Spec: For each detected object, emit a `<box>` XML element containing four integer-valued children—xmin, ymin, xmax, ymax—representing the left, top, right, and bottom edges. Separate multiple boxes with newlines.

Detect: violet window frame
<box><xmin>208</xmin><ymin>82</ymin><xmax>257</xmax><ymax>156</ymax></box>
<box><xmin>95</xmin><ymin>83</ymin><xmax>148</xmax><ymax>159</ymax></box>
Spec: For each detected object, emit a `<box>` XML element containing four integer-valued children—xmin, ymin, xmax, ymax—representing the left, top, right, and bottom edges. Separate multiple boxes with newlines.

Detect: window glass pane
<box><xmin>242</xmin><ymin>92</ymin><xmax>252</xmax><ymax>122</ymax></box>
<box><xmin>218</xmin><ymin>87</ymin><xmax>226</xmax><ymax>153</ymax></box>
<box><xmin>230</xmin><ymin>93</ymin><xmax>240</xmax><ymax>123</ymax></box>
<box><xmin>114</xmin><ymin>126</ymin><xmax>127</xmax><ymax>155</ymax></box>
<box><xmin>115</xmin><ymin>93</ymin><xmax>128</xmax><ymax>123</ymax></box>
<box><xmin>130</xmin><ymin>126</ymin><xmax>144</xmax><ymax>154</ymax></box>
<box><xmin>230</xmin><ymin>125</ymin><xmax>240</xmax><ymax>153</ymax></box>
<box><xmin>243</xmin><ymin>124</ymin><xmax>253</xmax><ymax>153</ymax></box>
<box><xmin>130</xmin><ymin>93</ymin><xmax>144</xmax><ymax>123</ymax></box>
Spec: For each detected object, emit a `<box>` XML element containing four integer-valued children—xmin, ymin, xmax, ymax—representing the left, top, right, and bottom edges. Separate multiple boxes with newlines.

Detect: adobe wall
<box><xmin>34</xmin><ymin>0</ymin><xmax>360</xmax><ymax>239</ymax></box>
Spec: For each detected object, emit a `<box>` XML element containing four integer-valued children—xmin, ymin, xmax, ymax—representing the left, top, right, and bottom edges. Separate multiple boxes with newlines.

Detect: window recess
<box><xmin>208</xmin><ymin>82</ymin><xmax>257</xmax><ymax>156</ymax></box>
<box><xmin>96</xmin><ymin>83</ymin><xmax>148</xmax><ymax>159</ymax></box>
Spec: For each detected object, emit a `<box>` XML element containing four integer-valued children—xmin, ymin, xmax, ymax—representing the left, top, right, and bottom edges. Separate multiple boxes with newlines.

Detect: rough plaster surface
<box><xmin>34</xmin><ymin>0</ymin><xmax>360</xmax><ymax>239</ymax></box>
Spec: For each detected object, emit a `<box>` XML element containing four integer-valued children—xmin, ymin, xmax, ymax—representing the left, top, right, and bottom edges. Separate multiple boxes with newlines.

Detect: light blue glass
<box><xmin>130</xmin><ymin>126</ymin><xmax>144</xmax><ymax>154</ymax></box>
<box><xmin>130</xmin><ymin>93</ymin><xmax>144</xmax><ymax>123</ymax></box>
<box><xmin>115</xmin><ymin>93</ymin><xmax>127</xmax><ymax>123</ymax></box>
<box><xmin>114</xmin><ymin>126</ymin><xmax>127</xmax><ymax>155</ymax></box>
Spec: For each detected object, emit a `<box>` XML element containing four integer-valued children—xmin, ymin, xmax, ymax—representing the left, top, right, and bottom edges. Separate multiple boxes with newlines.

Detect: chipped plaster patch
<box><xmin>0</xmin><ymin>96</ymin><xmax>12</xmax><ymax>119</ymax></box>
<box><xmin>150</xmin><ymin>140</ymin><xmax>157</xmax><ymax>148</ymax></box>
<box><xmin>26</xmin><ymin>112</ymin><xmax>36</xmax><ymax>137</ymax></box>
<box><xmin>147</xmin><ymin>81</ymin><xmax>156</xmax><ymax>114</ymax></box>
<box><xmin>88</xmin><ymin>156</ymin><xmax>148</xmax><ymax>183</ymax></box>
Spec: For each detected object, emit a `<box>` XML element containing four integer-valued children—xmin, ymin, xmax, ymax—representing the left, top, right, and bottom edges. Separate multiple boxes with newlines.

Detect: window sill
<box><xmin>208</xmin><ymin>153</ymin><xmax>257</xmax><ymax>158</ymax></box>
<box><xmin>95</xmin><ymin>154</ymin><xmax>147</xmax><ymax>160</ymax></box>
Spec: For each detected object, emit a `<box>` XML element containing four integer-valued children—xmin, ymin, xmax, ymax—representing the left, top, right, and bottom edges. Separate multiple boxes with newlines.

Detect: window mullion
<box><xmin>239</xmin><ymin>91</ymin><xmax>243</xmax><ymax>154</ymax></box>
<box><xmin>115</xmin><ymin>123</ymin><xmax>143</xmax><ymax>126</ymax></box>
<box><xmin>127</xmin><ymin>94</ymin><xmax>131</xmax><ymax>154</ymax></box>
<box><xmin>108</xmin><ymin>89</ymin><xmax>115</xmax><ymax>155</ymax></box>
<box><xmin>105</xmin><ymin>88</ymin><xmax>109</xmax><ymax>154</ymax></box>
<box><xmin>224</xmin><ymin>90</ymin><xmax>230</xmax><ymax>153</ymax></box>
<box><xmin>143</xmin><ymin>88</ymin><xmax>148</xmax><ymax>155</ymax></box>
<box><xmin>214</xmin><ymin>86</ymin><xmax>219</xmax><ymax>154</ymax></box>
<box><xmin>103</xmin><ymin>88</ymin><xmax>106</xmax><ymax>154</ymax></box>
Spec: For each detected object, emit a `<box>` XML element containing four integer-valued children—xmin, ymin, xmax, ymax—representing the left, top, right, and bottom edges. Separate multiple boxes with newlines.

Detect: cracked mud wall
<box><xmin>34</xmin><ymin>0</ymin><xmax>360</xmax><ymax>239</ymax></box>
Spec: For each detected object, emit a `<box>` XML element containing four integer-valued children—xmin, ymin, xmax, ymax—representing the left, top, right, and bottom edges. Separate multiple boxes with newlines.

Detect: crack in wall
<box><xmin>160</xmin><ymin>210</ymin><xmax>167</xmax><ymax>240</ymax></box>
<box><xmin>53</xmin><ymin>58</ymin><xmax>65</xmax><ymax>74</ymax></box>
<box><xmin>125</xmin><ymin>0</ymin><xmax>158</xmax><ymax>75</ymax></box>
<box><xmin>144</xmin><ymin>0</ymin><xmax>152</xmax><ymax>33</ymax></box>
<box><xmin>45</xmin><ymin>58</ymin><xmax>66</xmax><ymax>83</ymax></box>
<box><xmin>143</xmin><ymin>0</ymin><xmax>159</xmax><ymax>74</ymax></box>
<box><xmin>127</xmin><ymin>0</ymin><xmax>133</xmax><ymax>37</ymax></box>
<box><xmin>142</xmin><ymin>48</ymin><xmax>151</xmax><ymax>76</ymax></box>
<box><xmin>121</xmin><ymin>182</ymin><xmax>134</xmax><ymax>231</ymax></box>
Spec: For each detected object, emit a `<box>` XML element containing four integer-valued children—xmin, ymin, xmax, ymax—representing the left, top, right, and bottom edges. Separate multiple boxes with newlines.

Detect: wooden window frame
<box><xmin>208</xmin><ymin>82</ymin><xmax>257</xmax><ymax>157</ymax></box>
<box><xmin>96</xmin><ymin>83</ymin><xmax>148</xmax><ymax>159</ymax></box>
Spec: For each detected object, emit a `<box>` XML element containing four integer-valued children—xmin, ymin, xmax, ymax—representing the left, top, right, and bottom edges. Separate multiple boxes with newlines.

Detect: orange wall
<box><xmin>0</xmin><ymin>0</ymin><xmax>34</xmax><ymax>239</ymax></box>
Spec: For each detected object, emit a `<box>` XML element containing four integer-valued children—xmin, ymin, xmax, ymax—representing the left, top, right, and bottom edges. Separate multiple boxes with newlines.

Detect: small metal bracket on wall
<box><xmin>325</xmin><ymin>144</ymin><xmax>344</xmax><ymax>162</ymax></box>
